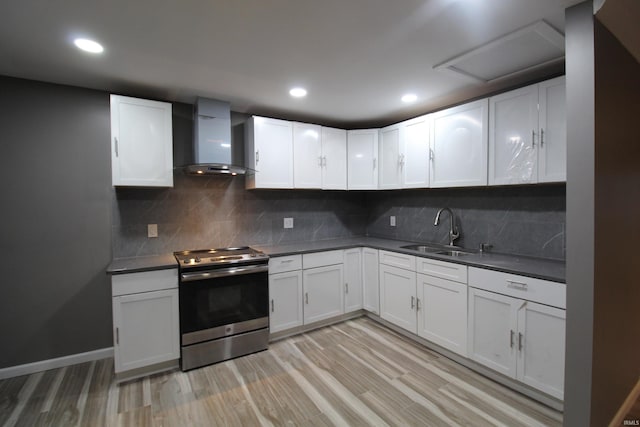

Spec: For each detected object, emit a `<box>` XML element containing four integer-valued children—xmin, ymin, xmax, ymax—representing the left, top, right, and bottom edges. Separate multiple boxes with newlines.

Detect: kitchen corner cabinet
<box><xmin>110</xmin><ymin>95</ymin><xmax>173</xmax><ymax>187</ymax></box>
<box><xmin>245</xmin><ymin>116</ymin><xmax>294</xmax><ymax>189</ymax></box>
<box><xmin>347</xmin><ymin>129</ymin><xmax>379</xmax><ymax>190</ymax></box>
<box><xmin>488</xmin><ymin>76</ymin><xmax>566</xmax><ymax>185</ymax></box>
<box><xmin>111</xmin><ymin>269</ymin><xmax>179</xmax><ymax>374</ymax></box>
<box><xmin>293</xmin><ymin>123</ymin><xmax>347</xmax><ymax>190</ymax></box>
<box><xmin>343</xmin><ymin>248</ymin><xmax>364</xmax><ymax>313</ymax></box>
<box><xmin>362</xmin><ymin>248</ymin><xmax>380</xmax><ymax>314</ymax></box>
<box><xmin>430</xmin><ymin>99</ymin><xmax>488</xmax><ymax>188</ymax></box>
<box><xmin>378</xmin><ymin>116</ymin><xmax>430</xmax><ymax>190</ymax></box>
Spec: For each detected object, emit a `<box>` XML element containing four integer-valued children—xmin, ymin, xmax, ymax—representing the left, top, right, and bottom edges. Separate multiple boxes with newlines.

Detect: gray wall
<box><xmin>565</xmin><ymin>2</ymin><xmax>640</xmax><ymax>425</ymax></box>
<box><xmin>366</xmin><ymin>186</ymin><xmax>566</xmax><ymax>260</ymax></box>
<box><xmin>0</xmin><ymin>77</ymin><xmax>113</xmax><ymax>369</ymax></box>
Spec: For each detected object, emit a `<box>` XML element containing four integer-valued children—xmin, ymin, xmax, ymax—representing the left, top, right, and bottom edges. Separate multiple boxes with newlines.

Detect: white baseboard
<box><xmin>0</xmin><ymin>347</ymin><xmax>114</xmax><ymax>380</ymax></box>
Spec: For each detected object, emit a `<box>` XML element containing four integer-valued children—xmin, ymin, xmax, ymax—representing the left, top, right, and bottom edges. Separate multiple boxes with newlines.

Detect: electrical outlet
<box><xmin>148</xmin><ymin>224</ymin><xmax>158</xmax><ymax>238</ymax></box>
<box><xmin>390</xmin><ymin>216</ymin><xmax>396</xmax><ymax>227</ymax></box>
<box><xmin>284</xmin><ymin>218</ymin><xmax>294</xmax><ymax>229</ymax></box>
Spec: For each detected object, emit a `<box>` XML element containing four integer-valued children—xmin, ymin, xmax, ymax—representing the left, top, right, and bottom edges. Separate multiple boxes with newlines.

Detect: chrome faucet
<box><xmin>434</xmin><ymin>207</ymin><xmax>460</xmax><ymax>246</ymax></box>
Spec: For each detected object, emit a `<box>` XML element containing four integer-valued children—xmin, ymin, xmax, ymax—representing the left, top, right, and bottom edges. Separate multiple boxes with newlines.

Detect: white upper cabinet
<box><xmin>430</xmin><ymin>99</ymin><xmax>488</xmax><ymax>188</ymax></box>
<box><xmin>245</xmin><ymin>116</ymin><xmax>294</xmax><ymax>189</ymax></box>
<box><xmin>293</xmin><ymin>122</ymin><xmax>322</xmax><ymax>189</ymax></box>
<box><xmin>110</xmin><ymin>95</ymin><xmax>173</xmax><ymax>187</ymax></box>
<box><xmin>489</xmin><ymin>76</ymin><xmax>566</xmax><ymax>185</ymax></box>
<box><xmin>347</xmin><ymin>129</ymin><xmax>379</xmax><ymax>190</ymax></box>
<box><xmin>538</xmin><ymin>76</ymin><xmax>567</xmax><ymax>183</ymax></box>
<box><xmin>321</xmin><ymin>127</ymin><xmax>348</xmax><ymax>190</ymax></box>
<box><xmin>379</xmin><ymin>116</ymin><xmax>430</xmax><ymax>189</ymax></box>
<box><xmin>379</xmin><ymin>124</ymin><xmax>402</xmax><ymax>189</ymax></box>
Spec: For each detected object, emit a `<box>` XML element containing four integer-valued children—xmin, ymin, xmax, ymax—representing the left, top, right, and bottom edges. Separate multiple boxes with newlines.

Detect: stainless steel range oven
<box><xmin>174</xmin><ymin>247</ymin><xmax>269</xmax><ymax>371</ymax></box>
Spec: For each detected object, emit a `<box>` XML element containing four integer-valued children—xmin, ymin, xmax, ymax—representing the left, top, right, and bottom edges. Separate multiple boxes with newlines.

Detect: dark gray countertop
<box><xmin>105</xmin><ymin>237</ymin><xmax>565</xmax><ymax>283</ymax></box>
<box><xmin>253</xmin><ymin>237</ymin><xmax>566</xmax><ymax>283</ymax></box>
<box><xmin>107</xmin><ymin>253</ymin><xmax>177</xmax><ymax>275</ymax></box>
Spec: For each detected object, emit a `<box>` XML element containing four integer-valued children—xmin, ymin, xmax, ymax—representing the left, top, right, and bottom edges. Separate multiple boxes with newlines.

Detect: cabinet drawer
<box><xmin>269</xmin><ymin>255</ymin><xmax>302</xmax><ymax>274</ymax></box>
<box><xmin>112</xmin><ymin>268</ymin><xmax>178</xmax><ymax>297</ymax></box>
<box><xmin>416</xmin><ymin>257</ymin><xmax>467</xmax><ymax>284</ymax></box>
<box><xmin>379</xmin><ymin>250</ymin><xmax>416</xmax><ymax>271</ymax></box>
<box><xmin>303</xmin><ymin>250</ymin><xmax>344</xmax><ymax>269</ymax></box>
<box><xmin>468</xmin><ymin>267</ymin><xmax>566</xmax><ymax>309</ymax></box>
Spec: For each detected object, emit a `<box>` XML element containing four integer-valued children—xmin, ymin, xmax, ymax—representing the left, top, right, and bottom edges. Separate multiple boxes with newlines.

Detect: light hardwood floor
<box><xmin>0</xmin><ymin>317</ymin><xmax>563</xmax><ymax>426</ymax></box>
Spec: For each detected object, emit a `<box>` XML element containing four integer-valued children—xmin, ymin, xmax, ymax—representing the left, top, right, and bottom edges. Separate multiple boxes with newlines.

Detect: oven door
<box><xmin>179</xmin><ymin>264</ymin><xmax>269</xmax><ymax>346</ymax></box>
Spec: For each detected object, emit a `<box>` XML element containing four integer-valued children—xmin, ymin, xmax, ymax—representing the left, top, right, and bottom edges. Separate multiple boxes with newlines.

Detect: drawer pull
<box><xmin>510</xmin><ymin>330</ymin><xmax>515</xmax><ymax>348</ymax></box>
<box><xmin>280</xmin><ymin>259</ymin><xmax>294</xmax><ymax>263</ymax></box>
<box><xmin>518</xmin><ymin>332</ymin><xmax>524</xmax><ymax>351</ymax></box>
<box><xmin>507</xmin><ymin>280</ymin><xmax>528</xmax><ymax>290</ymax></box>
<box><xmin>271</xmin><ymin>299</ymin><xmax>274</xmax><ymax>312</ymax></box>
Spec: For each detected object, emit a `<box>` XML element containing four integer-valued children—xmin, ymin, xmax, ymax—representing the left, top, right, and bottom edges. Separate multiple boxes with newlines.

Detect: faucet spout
<box><xmin>434</xmin><ymin>207</ymin><xmax>460</xmax><ymax>246</ymax></box>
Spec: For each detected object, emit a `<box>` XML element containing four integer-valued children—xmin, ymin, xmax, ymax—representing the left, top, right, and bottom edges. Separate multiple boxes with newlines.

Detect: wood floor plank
<box><xmin>0</xmin><ymin>316</ymin><xmax>564</xmax><ymax>427</ymax></box>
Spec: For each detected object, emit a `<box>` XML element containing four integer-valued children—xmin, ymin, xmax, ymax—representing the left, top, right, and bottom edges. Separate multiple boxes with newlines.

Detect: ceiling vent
<box><xmin>434</xmin><ymin>21</ymin><xmax>565</xmax><ymax>84</ymax></box>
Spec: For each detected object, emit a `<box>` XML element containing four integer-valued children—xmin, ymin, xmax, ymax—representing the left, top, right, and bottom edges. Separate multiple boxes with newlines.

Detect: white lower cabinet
<box><xmin>379</xmin><ymin>263</ymin><xmax>417</xmax><ymax>332</ymax></box>
<box><xmin>303</xmin><ymin>264</ymin><xmax>344</xmax><ymax>324</ymax></box>
<box><xmin>344</xmin><ymin>248</ymin><xmax>364</xmax><ymax>313</ymax></box>
<box><xmin>468</xmin><ymin>287</ymin><xmax>565</xmax><ymax>400</ymax></box>
<box><xmin>111</xmin><ymin>269</ymin><xmax>179</xmax><ymax>375</ymax></box>
<box><xmin>362</xmin><ymin>248</ymin><xmax>380</xmax><ymax>314</ymax></box>
<box><xmin>269</xmin><ymin>270</ymin><xmax>303</xmax><ymax>333</ymax></box>
<box><xmin>417</xmin><ymin>274</ymin><xmax>468</xmax><ymax>356</ymax></box>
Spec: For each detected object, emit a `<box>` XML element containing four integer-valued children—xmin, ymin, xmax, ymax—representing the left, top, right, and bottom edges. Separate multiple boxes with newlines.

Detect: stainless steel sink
<box><xmin>435</xmin><ymin>250</ymin><xmax>472</xmax><ymax>257</ymax></box>
<box><xmin>399</xmin><ymin>244</ymin><xmax>444</xmax><ymax>253</ymax></box>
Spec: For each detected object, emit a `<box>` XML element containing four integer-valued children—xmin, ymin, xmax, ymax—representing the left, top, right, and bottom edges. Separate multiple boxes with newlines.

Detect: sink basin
<box><xmin>400</xmin><ymin>244</ymin><xmax>443</xmax><ymax>253</ymax></box>
<box><xmin>435</xmin><ymin>250</ymin><xmax>472</xmax><ymax>257</ymax></box>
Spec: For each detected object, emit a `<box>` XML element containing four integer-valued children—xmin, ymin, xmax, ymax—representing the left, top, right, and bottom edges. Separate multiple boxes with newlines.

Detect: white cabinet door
<box><xmin>303</xmin><ymin>264</ymin><xmax>344</xmax><ymax>324</ymax></box>
<box><xmin>321</xmin><ymin>127</ymin><xmax>347</xmax><ymax>190</ymax></box>
<box><xmin>430</xmin><ymin>99</ymin><xmax>488</xmax><ymax>188</ymax></box>
<box><xmin>516</xmin><ymin>301</ymin><xmax>566</xmax><ymax>400</ymax></box>
<box><xmin>538</xmin><ymin>76</ymin><xmax>566</xmax><ymax>183</ymax></box>
<box><xmin>378</xmin><ymin>124</ymin><xmax>402</xmax><ymax>189</ymax></box>
<box><xmin>293</xmin><ymin>122</ymin><xmax>322</xmax><ymax>189</ymax></box>
<box><xmin>112</xmin><ymin>288</ymin><xmax>179</xmax><ymax>373</ymax></box>
<box><xmin>417</xmin><ymin>274</ymin><xmax>468</xmax><ymax>357</ymax></box>
<box><xmin>347</xmin><ymin>129</ymin><xmax>379</xmax><ymax>190</ymax></box>
<box><xmin>402</xmin><ymin>115</ymin><xmax>430</xmax><ymax>188</ymax></box>
<box><xmin>468</xmin><ymin>287</ymin><xmax>518</xmax><ymax>378</ymax></box>
<box><xmin>489</xmin><ymin>85</ymin><xmax>539</xmax><ymax>185</ymax></box>
<box><xmin>110</xmin><ymin>95</ymin><xmax>173</xmax><ymax>187</ymax></box>
<box><xmin>379</xmin><ymin>264</ymin><xmax>417</xmax><ymax>333</ymax></box>
<box><xmin>246</xmin><ymin>116</ymin><xmax>293</xmax><ymax>189</ymax></box>
<box><xmin>269</xmin><ymin>270</ymin><xmax>303</xmax><ymax>333</ymax></box>
<box><xmin>362</xmin><ymin>248</ymin><xmax>380</xmax><ymax>314</ymax></box>
<box><xmin>344</xmin><ymin>248</ymin><xmax>363</xmax><ymax>313</ymax></box>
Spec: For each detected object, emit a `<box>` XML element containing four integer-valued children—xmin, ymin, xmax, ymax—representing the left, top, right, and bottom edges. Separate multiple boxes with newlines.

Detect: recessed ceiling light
<box><xmin>289</xmin><ymin>87</ymin><xmax>307</xmax><ymax>98</ymax></box>
<box><xmin>401</xmin><ymin>93</ymin><xmax>418</xmax><ymax>103</ymax></box>
<box><xmin>74</xmin><ymin>38</ymin><xmax>104</xmax><ymax>54</ymax></box>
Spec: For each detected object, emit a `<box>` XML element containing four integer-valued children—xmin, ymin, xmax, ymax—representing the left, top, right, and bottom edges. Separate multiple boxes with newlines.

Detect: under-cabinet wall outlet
<box><xmin>390</xmin><ymin>216</ymin><xmax>396</xmax><ymax>227</ymax></box>
<box><xmin>148</xmin><ymin>224</ymin><xmax>158</xmax><ymax>238</ymax></box>
<box><xmin>284</xmin><ymin>218</ymin><xmax>294</xmax><ymax>229</ymax></box>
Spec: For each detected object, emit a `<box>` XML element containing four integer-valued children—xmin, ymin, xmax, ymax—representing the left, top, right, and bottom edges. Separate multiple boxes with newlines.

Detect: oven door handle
<box><xmin>181</xmin><ymin>264</ymin><xmax>269</xmax><ymax>282</ymax></box>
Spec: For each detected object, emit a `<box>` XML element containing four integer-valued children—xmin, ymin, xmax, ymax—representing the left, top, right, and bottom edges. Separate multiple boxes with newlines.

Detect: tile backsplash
<box><xmin>366</xmin><ymin>185</ymin><xmax>566</xmax><ymax>260</ymax></box>
<box><xmin>113</xmin><ymin>172</ymin><xmax>565</xmax><ymax>260</ymax></box>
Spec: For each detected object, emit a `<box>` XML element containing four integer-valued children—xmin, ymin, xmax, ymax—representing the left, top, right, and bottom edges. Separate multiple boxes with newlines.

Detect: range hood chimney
<box><xmin>186</xmin><ymin>97</ymin><xmax>246</xmax><ymax>175</ymax></box>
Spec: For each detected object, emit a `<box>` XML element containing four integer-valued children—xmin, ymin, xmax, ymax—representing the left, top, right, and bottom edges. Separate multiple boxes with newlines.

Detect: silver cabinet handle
<box><xmin>114</xmin><ymin>137</ymin><xmax>119</xmax><ymax>157</ymax></box>
<box><xmin>429</xmin><ymin>148</ymin><xmax>434</xmax><ymax>161</ymax></box>
<box><xmin>345</xmin><ymin>283</ymin><xmax>349</xmax><ymax>294</ymax></box>
<box><xmin>518</xmin><ymin>332</ymin><xmax>524</xmax><ymax>351</ymax></box>
<box><xmin>507</xmin><ymin>280</ymin><xmax>528</xmax><ymax>290</ymax></box>
<box><xmin>322</xmin><ymin>156</ymin><xmax>327</xmax><ymax>167</ymax></box>
<box><xmin>531</xmin><ymin>130</ymin><xmax>536</xmax><ymax>148</ymax></box>
<box><xmin>116</xmin><ymin>327</ymin><xmax>119</xmax><ymax>345</ymax></box>
<box><xmin>318</xmin><ymin>156</ymin><xmax>323</xmax><ymax>166</ymax></box>
<box><xmin>510</xmin><ymin>330</ymin><xmax>515</xmax><ymax>348</ymax></box>
<box><xmin>540</xmin><ymin>128</ymin><xmax>545</xmax><ymax>147</ymax></box>
<box><xmin>271</xmin><ymin>299</ymin><xmax>274</xmax><ymax>312</ymax></box>
<box><xmin>256</xmin><ymin>150</ymin><xmax>260</xmax><ymax>165</ymax></box>
<box><xmin>416</xmin><ymin>298</ymin><xmax>421</xmax><ymax>311</ymax></box>
<box><xmin>305</xmin><ymin>293</ymin><xmax>309</xmax><ymax>304</ymax></box>
<box><xmin>411</xmin><ymin>296</ymin><xmax>415</xmax><ymax>309</ymax></box>
<box><xmin>373</xmin><ymin>158</ymin><xmax>377</xmax><ymax>169</ymax></box>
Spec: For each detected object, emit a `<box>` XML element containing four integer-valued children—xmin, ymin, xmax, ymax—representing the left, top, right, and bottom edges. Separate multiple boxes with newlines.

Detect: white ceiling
<box><xmin>0</xmin><ymin>0</ymin><xmax>582</xmax><ymax>128</ymax></box>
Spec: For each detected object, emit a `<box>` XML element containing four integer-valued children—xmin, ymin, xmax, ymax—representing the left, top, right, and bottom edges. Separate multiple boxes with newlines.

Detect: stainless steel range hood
<box><xmin>186</xmin><ymin>97</ymin><xmax>246</xmax><ymax>175</ymax></box>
